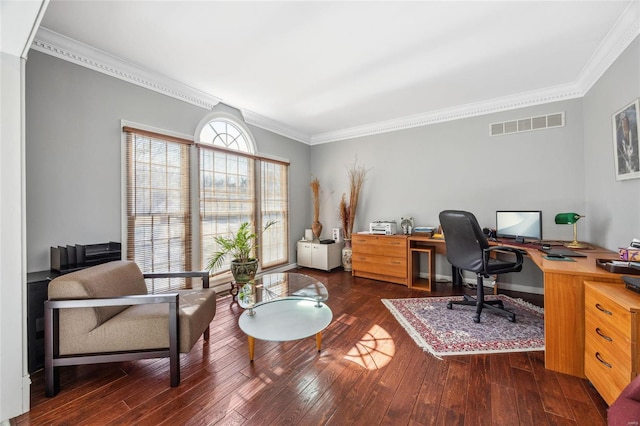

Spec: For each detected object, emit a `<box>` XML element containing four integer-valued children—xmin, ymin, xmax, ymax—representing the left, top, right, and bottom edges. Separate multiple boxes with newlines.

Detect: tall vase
<box><xmin>342</xmin><ymin>239</ymin><xmax>352</xmax><ymax>271</ymax></box>
<box><xmin>312</xmin><ymin>221</ymin><xmax>323</xmax><ymax>240</ymax></box>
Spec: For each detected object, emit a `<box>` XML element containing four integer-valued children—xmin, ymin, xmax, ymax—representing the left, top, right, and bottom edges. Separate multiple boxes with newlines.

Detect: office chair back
<box><xmin>439</xmin><ymin>210</ymin><xmax>489</xmax><ymax>274</ymax></box>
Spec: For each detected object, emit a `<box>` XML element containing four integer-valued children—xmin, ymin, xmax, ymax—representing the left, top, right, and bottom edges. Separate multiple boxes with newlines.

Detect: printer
<box><xmin>369</xmin><ymin>221</ymin><xmax>398</xmax><ymax>235</ymax></box>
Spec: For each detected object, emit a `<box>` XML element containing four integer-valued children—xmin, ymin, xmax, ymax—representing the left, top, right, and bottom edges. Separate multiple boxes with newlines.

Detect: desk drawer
<box><xmin>351</xmin><ymin>235</ymin><xmax>406</xmax><ymax>257</ymax></box>
<box><xmin>585</xmin><ymin>310</ymin><xmax>631</xmax><ymax>362</ymax></box>
<box><xmin>585</xmin><ymin>324</ymin><xmax>631</xmax><ymax>376</ymax></box>
<box><xmin>585</xmin><ymin>288</ymin><xmax>631</xmax><ymax>336</ymax></box>
<box><xmin>585</xmin><ymin>341</ymin><xmax>634</xmax><ymax>405</ymax></box>
<box><xmin>352</xmin><ymin>254</ymin><xmax>406</xmax><ymax>278</ymax></box>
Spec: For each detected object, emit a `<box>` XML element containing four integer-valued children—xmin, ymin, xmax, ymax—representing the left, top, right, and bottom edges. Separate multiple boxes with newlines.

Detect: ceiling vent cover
<box><xmin>490</xmin><ymin>112</ymin><xmax>564</xmax><ymax>136</ymax></box>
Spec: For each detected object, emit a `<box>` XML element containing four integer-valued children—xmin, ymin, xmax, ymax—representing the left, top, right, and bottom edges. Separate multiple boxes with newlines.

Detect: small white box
<box><xmin>332</xmin><ymin>228</ymin><xmax>343</xmax><ymax>242</ymax></box>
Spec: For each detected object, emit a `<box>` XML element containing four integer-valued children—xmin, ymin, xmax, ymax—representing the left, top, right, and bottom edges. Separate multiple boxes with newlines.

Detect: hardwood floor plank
<box><xmin>490</xmin><ymin>383</ymin><xmax>519</xmax><ymax>426</ymax></box>
<box><xmin>512</xmin><ymin>366</ymin><xmax>550</xmax><ymax>425</ymax></box>
<box><xmin>489</xmin><ymin>353</ymin><xmax>514</xmax><ymax>389</ymax></box>
<box><xmin>464</xmin><ymin>355</ymin><xmax>492</xmax><ymax>426</ymax></box>
<box><xmin>410</xmin><ymin>355</ymin><xmax>449</xmax><ymax>425</ymax></box>
<box><xmin>381</xmin><ymin>349</ymin><xmax>430</xmax><ymax>425</ymax></box>
<box><xmin>14</xmin><ymin>268</ymin><xmax>608</xmax><ymax>426</ymax></box>
<box><xmin>530</xmin><ymin>350</ymin><xmax>575</xmax><ymax>420</ymax></box>
<box><xmin>436</xmin><ymin>359</ymin><xmax>469</xmax><ymax>425</ymax></box>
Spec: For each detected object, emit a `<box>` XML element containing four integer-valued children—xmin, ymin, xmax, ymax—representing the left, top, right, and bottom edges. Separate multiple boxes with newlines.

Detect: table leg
<box><xmin>316</xmin><ymin>332</ymin><xmax>322</xmax><ymax>352</ymax></box>
<box><xmin>247</xmin><ymin>335</ymin><xmax>255</xmax><ymax>362</ymax></box>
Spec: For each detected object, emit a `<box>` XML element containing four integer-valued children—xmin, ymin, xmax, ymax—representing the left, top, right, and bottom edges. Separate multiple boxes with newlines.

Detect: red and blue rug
<box><xmin>382</xmin><ymin>295</ymin><xmax>544</xmax><ymax>357</ymax></box>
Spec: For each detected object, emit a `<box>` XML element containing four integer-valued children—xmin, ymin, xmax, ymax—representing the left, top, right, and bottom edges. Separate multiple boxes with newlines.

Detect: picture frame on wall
<box><xmin>612</xmin><ymin>98</ymin><xmax>640</xmax><ymax>181</ymax></box>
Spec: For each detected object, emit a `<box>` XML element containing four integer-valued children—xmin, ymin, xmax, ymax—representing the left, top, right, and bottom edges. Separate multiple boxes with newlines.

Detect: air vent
<box><xmin>490</xmin><ymin>112</ymin><xmax>565</xmax><ymax>136</ymax></box>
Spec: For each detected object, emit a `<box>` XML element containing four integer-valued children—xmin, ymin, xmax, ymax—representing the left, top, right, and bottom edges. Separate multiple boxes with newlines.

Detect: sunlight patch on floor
<box><xmin>344</xmin><ymin>324</ymin><xmax>394</xmax><ymax>370</ymax></box>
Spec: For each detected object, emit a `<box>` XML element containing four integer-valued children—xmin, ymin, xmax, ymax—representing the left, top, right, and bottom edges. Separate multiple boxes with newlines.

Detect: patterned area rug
<box><xmin>382</xmin><ymin>295</ymin><xmax>544</xmax><ymax>357</ymax></box>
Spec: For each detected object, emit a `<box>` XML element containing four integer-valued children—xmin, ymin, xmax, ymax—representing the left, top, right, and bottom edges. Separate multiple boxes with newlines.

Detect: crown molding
<box><xmin>241</xmin><ymin>109</ymin><xmax>311</xmax><ymax>144</ymax></box>
<box><xmin>32</xmin><ymin>27</ymin><xmax>223</xmax><ymax>110</ymax></box>
<box><xmin>575</xmin><ymin>0</ymin><xmax>640</xmax><ymax>94</ymax></box>
<box><xmin>310</xmin><ymin>84</ymin><xmax>584</xmax><ymax>144</ymax></box>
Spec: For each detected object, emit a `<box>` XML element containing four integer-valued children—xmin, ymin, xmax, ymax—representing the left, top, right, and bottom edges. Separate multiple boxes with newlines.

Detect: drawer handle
<box><xmin>390</xmin><ymin>261</ymin><xmax>402</xmax><ymax>265</ymax></box>
<box><xmin>595</xmin><ymin>352</ymin><xmax>612</xmax><ymax>369</ymax></box>
<box><xmin>595</xmin><ymin>328</ymin><xmax>613</xmax><ymax>342</ymax></box>
<box><xmin>595</xmin><ymin>303</ymin><xmax>613</xmax><ymax>315</ymax></box>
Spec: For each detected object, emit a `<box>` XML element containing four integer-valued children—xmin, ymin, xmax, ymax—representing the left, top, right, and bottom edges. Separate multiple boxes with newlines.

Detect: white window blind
<box><xmin>260</xmin><ymin>160</ymin><xmax>288</xmax><ymax>268</ymax></box>
<box><xmin>125</xmin><ymin>129</ymin><xmax>192</xmax><ymax>292</ymax></box>
<box><xmin>199</xmin><ymin>146</ymin><xmax>256</xmax><ymax>274</ymax></box>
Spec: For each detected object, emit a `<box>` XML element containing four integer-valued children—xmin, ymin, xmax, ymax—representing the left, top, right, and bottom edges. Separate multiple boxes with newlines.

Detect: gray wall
<box><xmin>310</xmin><ymin>100</ymin><xmax>585</xmax><ymax>238</ymax></box>
<box><xmin>25</xmin><ymin>51</ymin><xmax>311</xmax><ymax>272</ymax></box>
<box><xmin>310</xmin><ymin>99</ymin><xmax>585</xmax><ymax>291</ymax></box>
<box><xmin>583</xmin><ymin>36</ymin><xmax>640</xmax><ymax>249</ymax></box>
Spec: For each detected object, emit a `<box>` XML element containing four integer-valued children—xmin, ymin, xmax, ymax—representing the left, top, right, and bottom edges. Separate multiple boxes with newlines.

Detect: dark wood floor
<box><xmin>14</xmin><ymin>268</ymin><xmax>609</xmax><ymax>425</ymax></box>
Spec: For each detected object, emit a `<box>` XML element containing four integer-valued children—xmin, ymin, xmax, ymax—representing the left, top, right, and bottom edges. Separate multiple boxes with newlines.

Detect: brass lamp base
<box><xmin>565</xmin><ymin>241</ymin><xmax>589</xmax><ymax>249</ymax></box>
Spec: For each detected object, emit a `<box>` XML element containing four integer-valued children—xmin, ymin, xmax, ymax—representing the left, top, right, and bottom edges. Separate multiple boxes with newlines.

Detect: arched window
<box><xmin>196</xmin><ymin>114</ymin><xmax>288</xmax><ymax>276</ymax></box>
<box><xmin>199</xmin><ymin>119</ymin><xmax>252</xmax><ymax>152</ymax></box>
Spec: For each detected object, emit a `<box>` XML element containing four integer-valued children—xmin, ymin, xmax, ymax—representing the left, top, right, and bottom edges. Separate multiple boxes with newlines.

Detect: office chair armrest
<box><xmin>484</xmin><ymin>246</ymin><xmax>525</xmax><ymax>267</ymax></box>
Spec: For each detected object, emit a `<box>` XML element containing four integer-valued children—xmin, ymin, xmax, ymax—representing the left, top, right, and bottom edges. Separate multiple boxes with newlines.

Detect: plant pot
<box><xmin>230</xmin><ymin>259</ymin><xmax>259</xmax><ymax>284</ymax></box>
<box><xmin>342</xmin><ymin>239</ymin><xmax>352</xmax><ymax>271</ymax></box>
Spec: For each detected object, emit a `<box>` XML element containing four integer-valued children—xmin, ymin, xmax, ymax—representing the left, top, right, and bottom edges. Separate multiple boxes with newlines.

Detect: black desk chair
<box><xmin>439</xmin><ymin>210</ymin><xmax>524</xmax><ymax>323</ymax></box>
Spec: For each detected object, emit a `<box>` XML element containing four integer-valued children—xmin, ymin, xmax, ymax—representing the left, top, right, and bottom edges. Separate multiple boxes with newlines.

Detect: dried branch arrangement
<box><xmin>340</xmin><ymin>159</ymin><xmax>368</xmax><ymax>239</ymax></box>
<box><xmin>310</xmin><ymin>177</ymin><xmax>320</xmax><ymax>222</ymax></box>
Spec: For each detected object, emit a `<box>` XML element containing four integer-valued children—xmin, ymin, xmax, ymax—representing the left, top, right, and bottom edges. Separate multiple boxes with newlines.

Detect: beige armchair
<box><xmin>44</xmin><ymin>260</ymin><xmax>216</xmax><ymax>396</ymax></box>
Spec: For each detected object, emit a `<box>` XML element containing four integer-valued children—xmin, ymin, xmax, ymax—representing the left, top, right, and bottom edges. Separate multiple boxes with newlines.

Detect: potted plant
<box><xmin>206</xmin><ymin>220</ymin><xmax>276</xmax><ymax>284</ymax></box>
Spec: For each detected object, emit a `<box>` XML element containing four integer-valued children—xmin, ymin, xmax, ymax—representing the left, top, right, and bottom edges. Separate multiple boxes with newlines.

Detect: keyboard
<box><xmin>539</xmin><ymin>247</ymin><xmax>587</xmax><ymax>258</ymax></box>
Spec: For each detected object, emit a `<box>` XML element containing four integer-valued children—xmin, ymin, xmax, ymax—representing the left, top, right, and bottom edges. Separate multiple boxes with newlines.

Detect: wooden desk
<box><xmin>418</xmin><ymin>237</ymin><xmax>625</xmax><ymax>378</ymax></box>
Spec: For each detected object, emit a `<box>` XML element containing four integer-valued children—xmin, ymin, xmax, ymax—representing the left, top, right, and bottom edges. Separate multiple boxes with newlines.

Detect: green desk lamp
<box><xmin>555</xmin><ymin>213</ymin><xmax>587</xmax><ymax>249</ymax></box>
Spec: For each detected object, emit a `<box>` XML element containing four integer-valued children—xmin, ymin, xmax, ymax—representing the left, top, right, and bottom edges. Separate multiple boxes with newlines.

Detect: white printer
<box><xmin>369</xmin><ymin>221</ymin><xmax>398</xmax><ymax>235</ymax></box>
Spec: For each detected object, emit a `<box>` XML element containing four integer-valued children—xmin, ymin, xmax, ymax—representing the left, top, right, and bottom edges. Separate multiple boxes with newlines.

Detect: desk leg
<box><xmin>316</xmin><ymin>332</ymin><xmax>322</xmax><ymax>352</ymax></box>
<box><xmin>452</xmin><ymin>266</ymin><xmax>463</xmax><ymax>286</ymax></box>
<box><xmin>247</xmin><ymin>336</ymin><xmax>255</xmax><ymax>362</ymax></box>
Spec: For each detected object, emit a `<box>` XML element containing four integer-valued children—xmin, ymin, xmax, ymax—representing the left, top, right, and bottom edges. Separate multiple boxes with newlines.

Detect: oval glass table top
<box><xmin>238</xmin><ymin>272</ymin><xmax>328</xmax><ymax>310</ymax></box>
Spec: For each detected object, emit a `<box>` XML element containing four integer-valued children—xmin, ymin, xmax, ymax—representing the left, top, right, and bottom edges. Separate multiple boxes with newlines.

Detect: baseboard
<box><xmin>430</xmin><ymin>273</ymin><xmax>544</xmax><ymax>295</ymax></box>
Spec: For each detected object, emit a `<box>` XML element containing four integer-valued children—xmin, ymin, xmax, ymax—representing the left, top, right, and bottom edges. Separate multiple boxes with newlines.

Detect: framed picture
<box><xmin>612</xmin><ymin>98</ymin><xmax>640</xmax><ymax>181</ymax></box>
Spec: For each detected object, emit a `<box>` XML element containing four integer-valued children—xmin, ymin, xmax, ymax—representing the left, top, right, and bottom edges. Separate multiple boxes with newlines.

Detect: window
<box><xmin>125</xmin><ymin>129</ymin><xmax>192</xmax><ymax>291</ymax></box>
<box><xmin>197</xmin><ymin>117</ymin><xmax>289</xmax><ymax>276</ymax></box>
<box><xmin>124</xmin><ymin>116</ymin><xmax>289</xmax><ymax>281</ymax></box>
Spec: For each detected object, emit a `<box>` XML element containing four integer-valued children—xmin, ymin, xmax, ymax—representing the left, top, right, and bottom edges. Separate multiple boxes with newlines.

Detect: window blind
<box><xmin>199</xmin><ymin>145</ymin><xmax>256</xmax><ymax>275</ymax></box>
<box><xmin>125</xmin><ymin>131</ymin><xmax>192</xmax><ymax>292</ymax></box>
<box><xmin>260</xmin><ymin>160</ymin><xmax>289</xmax><ymax>268</ymax></box>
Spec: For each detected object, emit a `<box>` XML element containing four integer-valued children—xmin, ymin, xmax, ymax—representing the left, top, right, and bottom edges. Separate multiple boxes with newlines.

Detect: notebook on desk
<box><xmin>539</xmin><ymin>247</ymin><xmax>587</xmax><ymax>257</ymax></box>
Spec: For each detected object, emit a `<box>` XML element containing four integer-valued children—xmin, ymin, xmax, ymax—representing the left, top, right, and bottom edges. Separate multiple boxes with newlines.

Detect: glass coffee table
<box><xmin>237</xmin><ymin>272</ymin><xmax>332</xmax><ymax>362</ymax></box>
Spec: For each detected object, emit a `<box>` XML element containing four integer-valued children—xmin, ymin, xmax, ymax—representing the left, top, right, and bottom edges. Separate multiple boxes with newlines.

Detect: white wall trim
<box><xmin>31</xmin><ymin>28</ymin><xmax>222</xmax><ymax>111</ymax></box>
<box><xmin>241</xmin><ymin>109</ymin><xmax>311</xmax><ymax>144</ymax></box>
<box><xmin>432</xmin><ymin>274</ymin><xmax>544</xmax><ymax>296</ymax></box>
<box><xmin>32</xmin><ymin>5</ymin><xmax>640</xmax><ymax>146</ymax></box>
<box><xmin>575</xmin><ymin>0</ymin><xmax>640</xmax><ymax>95</ymax></box>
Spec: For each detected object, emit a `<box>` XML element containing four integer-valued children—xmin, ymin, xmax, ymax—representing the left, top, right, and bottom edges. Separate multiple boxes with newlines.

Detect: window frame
<box><xmin>122</xmin><ymin>118</ymin><xmax>290</xmax><ymax>281</ymax></box>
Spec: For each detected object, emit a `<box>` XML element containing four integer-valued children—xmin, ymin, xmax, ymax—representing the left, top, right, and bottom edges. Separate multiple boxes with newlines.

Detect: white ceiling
<box><xmin>34</xmin><ymin>1</ymin><xmax>639</xmax><ymax>144</ymax></box>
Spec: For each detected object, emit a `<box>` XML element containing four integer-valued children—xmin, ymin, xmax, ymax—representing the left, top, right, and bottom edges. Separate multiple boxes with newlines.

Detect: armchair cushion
<box><xmin>48</xmin><ymin>260</ymin><xmax>148</xmax><ymax>328</ymax></box>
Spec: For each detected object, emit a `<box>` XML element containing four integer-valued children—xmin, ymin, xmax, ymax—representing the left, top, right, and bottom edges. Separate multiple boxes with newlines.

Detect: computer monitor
<box><xmin>495</xmin><ymin>211</ymin><xmax>542</xmax><ymax>241</ymax></box>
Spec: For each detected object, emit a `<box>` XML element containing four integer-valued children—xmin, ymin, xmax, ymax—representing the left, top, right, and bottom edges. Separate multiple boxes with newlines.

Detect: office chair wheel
<box><xmin>508</xmin><ymin>314</ymin><xmax>516</xmax><ymax>322</ymax></box>
<box><xmin>446</xmin><ymin>301</ymin><xmax>453</xmax><ymax>309</ymax></box>
<box><xmin>473</xmin><ymin>314</ymin><xmax>481</xmax><ymax>323</ymax></box>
